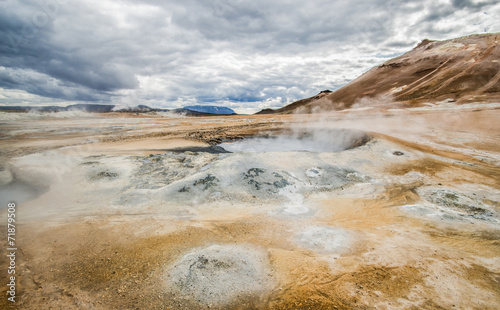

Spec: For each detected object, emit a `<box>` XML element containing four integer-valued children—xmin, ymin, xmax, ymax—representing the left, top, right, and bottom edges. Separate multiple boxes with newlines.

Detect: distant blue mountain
<box><xmin>0</xmin><ymin>104</ymin><xmax>237</xmax><ymax>116</ymax></box>
<box><xmin>184</xmin><ymin>105</ymin><xmax>236</xmax><ymax>115</ymax></box>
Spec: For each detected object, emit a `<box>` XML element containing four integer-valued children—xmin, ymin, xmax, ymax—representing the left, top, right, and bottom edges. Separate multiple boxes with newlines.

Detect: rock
<box><xmin>416</xmin><ymin>187</ymin><xmax>496</xmax><ymax>221</ymax></box>
<box><xmin>243</xmin><ymin>168</ymin><xmax>292</xmax><ymax>193</ymax></box>
<box><xmin>193</xmin><ymin>174</ymin><xmax>219</xmax><ymax>190</ymax></box>
<box><xmin>89</xmin><ymin>170</ymin><xmax>119</xmax><ymax>181</ymax></box>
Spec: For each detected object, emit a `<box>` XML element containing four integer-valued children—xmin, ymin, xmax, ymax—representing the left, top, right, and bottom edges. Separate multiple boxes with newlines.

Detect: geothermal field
<box><xmin>0</xmin><ymin>104</ymin><xmax>499</xmax><ymax>309</ymax></box>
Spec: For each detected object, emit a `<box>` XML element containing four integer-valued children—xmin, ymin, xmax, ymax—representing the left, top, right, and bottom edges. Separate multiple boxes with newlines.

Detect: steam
<box><xmin>350</xmin><ymin>93</ymin><xmax>395</xmax><ymax>109</ymax></box>
<box><xmin>0</xmin><ymin>164</ymin><xmax>49</xmax><ymax>208</ymax></box>
<box><xmin>152</xmin><ymin>111</ymin><xmax>187</xmax><ymax>118</ymax></box>
<box><xmin>0</xmin><ymin>110</ymin><xmax>94</xmax><ymax>121</ymax></box>
<box><xmin>284</xmin><ymin>92</ymin><xmax>500</xmax><ymax>164</ymax></box>
<box><xmin>112</xmin><ymin>92</ymin><xmax>138</xmax><ymax>111</ymax></box>
<box><xmin>219</xmin><ymin>128</ymin><xmax>369</xmax><ymax>153</ymax></box>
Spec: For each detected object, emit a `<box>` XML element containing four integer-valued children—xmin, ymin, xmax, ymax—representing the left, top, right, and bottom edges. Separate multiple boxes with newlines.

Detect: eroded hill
<box><xmin>261</xmin><ymin>33</ymin><xmax>500</xmax><ymax>114</ymax></box>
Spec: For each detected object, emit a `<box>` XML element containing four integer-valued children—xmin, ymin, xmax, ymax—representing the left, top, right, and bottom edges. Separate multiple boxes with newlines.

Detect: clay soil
<box><xmin>0</xmin><ymin>106</ymin><xmax>499</xmax><ymax>309</ymax></box>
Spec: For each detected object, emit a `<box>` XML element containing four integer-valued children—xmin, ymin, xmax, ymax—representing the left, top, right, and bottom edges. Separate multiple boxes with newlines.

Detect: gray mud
<box><xmin>167</xmin><ymin>244</ymin><xmax>274</xmax><ymax>307</ymax></box>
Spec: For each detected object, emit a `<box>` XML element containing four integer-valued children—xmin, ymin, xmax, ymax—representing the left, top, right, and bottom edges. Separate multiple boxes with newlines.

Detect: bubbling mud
<box><xmin>2</xmin><ymin>110</ymin><xmax>500</xmax><ymax>309</ymax></box>
<box><xmin>219</xmin><ymin>128</ymin><xmax>370</xmax><ymax>152</ymax></box>
<box><xmin>166</xmin><ymin>244</ymin><xmax>274</xmax><ymax>306</ymax></box>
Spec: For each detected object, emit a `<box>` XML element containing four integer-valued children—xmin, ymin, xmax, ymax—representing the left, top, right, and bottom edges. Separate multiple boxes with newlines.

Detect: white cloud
<box><xmin>1</xmin><ymin>0</ymin><xmax>499</xmax><ymax>113</ymax></box>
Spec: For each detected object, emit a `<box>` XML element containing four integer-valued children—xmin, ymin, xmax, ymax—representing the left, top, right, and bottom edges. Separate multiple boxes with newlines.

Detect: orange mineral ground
<box><xmin>0</xmin><ymin>105</ymin><xmax>499</xmax><ymax>309</ymax></box>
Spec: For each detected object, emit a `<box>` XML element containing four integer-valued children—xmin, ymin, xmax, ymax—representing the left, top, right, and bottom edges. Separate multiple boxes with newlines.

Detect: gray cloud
<box><xmin>451</xmin><ymin>0</ymin><xmax>498</xmax><ymax>9</ymax></box>
<box><xmin>0</xmin><ymin>66</ymin><xmax>110</xmax><ymax>101</ymax></box>
<box><xmin>1</xmin><ymin>0</ymin><xmax>499</xmax><ymax>113</ymax></box>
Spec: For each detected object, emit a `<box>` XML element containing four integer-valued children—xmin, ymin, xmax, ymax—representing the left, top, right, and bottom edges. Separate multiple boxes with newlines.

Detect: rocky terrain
<box><xmin>0</xmin><ymin>104</ymin><xmax>499</xmax><ymax>309</ymax></box>
<box><xmin>260</xmin><ymin>33</ymin><xmax>500</xmax><ymax>114</ymax></box>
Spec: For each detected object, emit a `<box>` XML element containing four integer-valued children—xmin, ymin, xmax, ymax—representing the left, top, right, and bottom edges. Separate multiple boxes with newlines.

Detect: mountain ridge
<box><xmin>183</xmin><ymin>105</ymin><xmax>236</xmax><ymax>115</ymax></box>
<box><xmin>258</xmin><ymin>33</ymin><xmax>500</xmax><ymax>114</ymax></box>
<box><xmin>0</xmin><ymin>104</ymin><xmax>238</xmax><ymax>116</ymax></box>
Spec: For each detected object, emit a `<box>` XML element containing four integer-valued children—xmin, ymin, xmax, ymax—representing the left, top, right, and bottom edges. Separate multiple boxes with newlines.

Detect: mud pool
<box><xmin>1</xmin><ymin>110</ymin><xmax>499</xmax><ymax>309</ymax></box>
<box><xmin>218</xmin><ymin>128</ymin><xmax>370</xmax><ymax>153</ymax></box>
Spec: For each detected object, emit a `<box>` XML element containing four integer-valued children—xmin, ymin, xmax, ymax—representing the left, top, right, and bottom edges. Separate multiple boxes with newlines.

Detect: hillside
<box><xmin>0</xmin><ymin>104</ymin><xmax>238</xmax><ymax>116</ymax></box>
<box><xmin>184</xmin><ymin>105</ymin><xmax>236</xmax><ymax>115</ymax></box>
<box><xmin>259</xmin><ymin>33</ymin><xmax>500</xmax><ymax>114</ymax></box>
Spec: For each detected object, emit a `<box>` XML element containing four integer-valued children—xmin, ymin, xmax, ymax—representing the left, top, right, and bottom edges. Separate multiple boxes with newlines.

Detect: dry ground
<box><xmin>0</xmin><ymin>106</ymin><xmax>499</xmax><ymax>309</ymax></box>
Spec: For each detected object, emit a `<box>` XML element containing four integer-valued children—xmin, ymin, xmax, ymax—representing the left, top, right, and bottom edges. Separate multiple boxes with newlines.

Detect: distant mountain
<box><xmin>258</xmin><ymin>33</ymin><xmax>500</xmax><ymax>114</ymax></box>
<box><xmin>67</xmin><ymin>104</ymin><xmax>115</xmax><ymax>112</ymax></box>
<box><xmin>255</xmin><ymin>90</ymin><xmax>332</xmax><ymax>114</ymax></box>
<box><xmin>184</xmin><ymin>105</ymin><xmax>236</xmax><ymax>115</ymax></box>
<box><xmin>0</xmin><ymin>105</ymin><xmax>66</xmax><ymax>112</ymax></box>
<box><xmin>0</xmin><ymin>103</ymin><xmax>237</xmax><ymax>116</ymax></box>
<box><xmin>172</xmin><ymin>108</ymin><xmax>217</xmax><ymax>116</ymax></box>
<box><xmin>115</xmin><ymin>105</ymin><xmax>155</xmax><ymax>112</ymax></box>
<box><xmin>0</xmin><ymin>104</ymin><xmax>115</xmax><ymax>112</ymax></box>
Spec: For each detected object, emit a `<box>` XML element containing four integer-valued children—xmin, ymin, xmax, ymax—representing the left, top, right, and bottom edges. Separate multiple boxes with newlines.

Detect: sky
<box><xmin>1</xmin><ymin>0</ymin><xmax>499</xmax><ymax>114</ymax></box>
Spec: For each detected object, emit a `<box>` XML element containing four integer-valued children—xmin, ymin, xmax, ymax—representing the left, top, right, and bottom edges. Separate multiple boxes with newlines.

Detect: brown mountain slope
<box><xmin>259</xmin><ymin>33</ymin><xmax>500</xmax><ymax>114</ymax></box>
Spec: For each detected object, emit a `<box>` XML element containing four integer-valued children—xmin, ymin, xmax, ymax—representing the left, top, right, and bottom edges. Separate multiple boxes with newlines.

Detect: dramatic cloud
<box><xmin>1</xmin><ymin>0</ymin><xmax>499</xmax><ymax>113</ymax></box>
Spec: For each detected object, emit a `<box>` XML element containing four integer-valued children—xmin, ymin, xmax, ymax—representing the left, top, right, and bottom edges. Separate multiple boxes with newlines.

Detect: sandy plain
<box><xmin>0</xmin><ymin>105</ymin><xmax>499</xmax><ymax>309</ymax></box>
